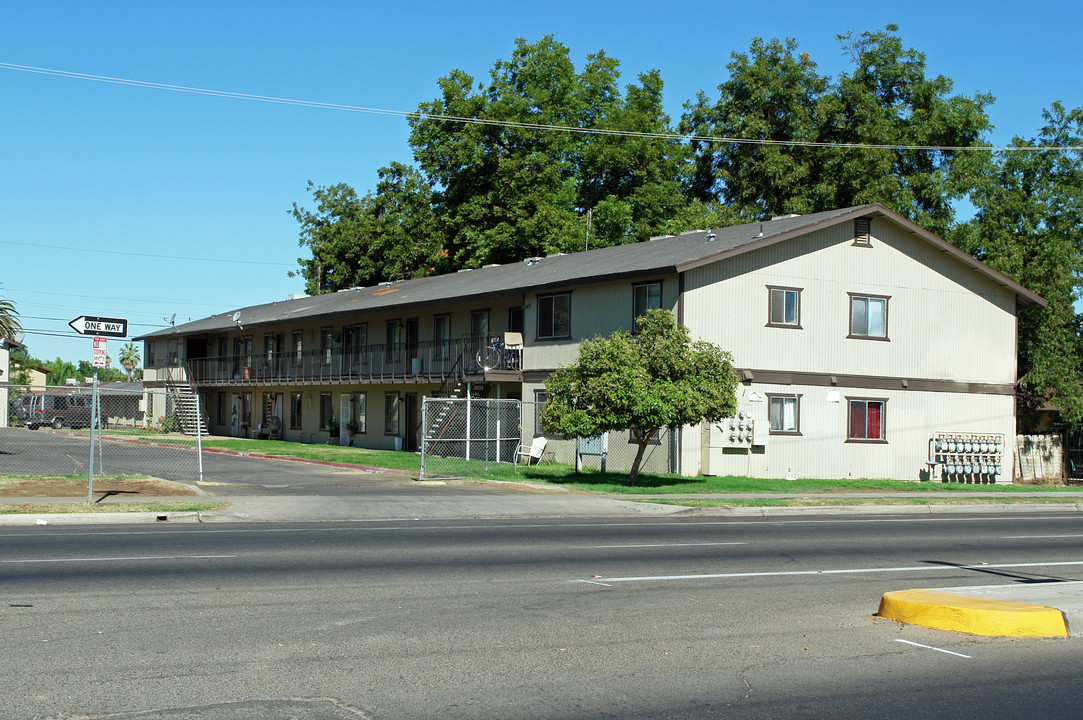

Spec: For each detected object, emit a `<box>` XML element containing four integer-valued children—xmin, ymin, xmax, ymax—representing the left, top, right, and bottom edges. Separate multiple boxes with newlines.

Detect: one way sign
<box><xmin>69</xmin><ymin>315</ymin><xmax>129</xmax><ymax>338</ymax></box>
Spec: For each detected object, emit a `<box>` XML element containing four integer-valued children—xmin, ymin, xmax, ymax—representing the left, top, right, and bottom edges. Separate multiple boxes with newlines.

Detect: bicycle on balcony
<box><xmin>476</xmin><ymin>332</ymin><xmax>523</xmax><ymax>371</ymax></box>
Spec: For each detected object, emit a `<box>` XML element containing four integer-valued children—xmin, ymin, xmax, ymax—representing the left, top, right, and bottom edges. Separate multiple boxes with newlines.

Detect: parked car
<box><xmin>15</xmin><ymin>390</ymin><xmax>96</xmax><ymax>430</ymax></box>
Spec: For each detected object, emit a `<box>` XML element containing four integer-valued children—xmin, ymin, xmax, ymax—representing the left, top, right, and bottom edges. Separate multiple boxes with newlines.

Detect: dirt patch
<box><xmin>0</xmin><ymin>476</ymin><xmax>198</xmax><ymax>498</ymax></box>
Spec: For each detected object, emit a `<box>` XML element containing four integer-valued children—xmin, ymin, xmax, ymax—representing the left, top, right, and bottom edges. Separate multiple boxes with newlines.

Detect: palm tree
<box><xmin>0</xmin><ymin>294</ymin><xmax>20</xmax><ymax>342</ymax></box>
<box><xmin>119</xmin><ymin>342</ymin><xmax>141</xmax><ymax>381</ymax></box>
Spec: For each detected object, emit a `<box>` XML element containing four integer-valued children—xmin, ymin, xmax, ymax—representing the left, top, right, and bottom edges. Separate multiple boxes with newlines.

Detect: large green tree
<box><xmin>119</xmin><ymin>342</ymin><xmax>141</xmax><ymax>381</ymax></box>
<box><xmin>408</xmin><ymin>35</ymin><xmax>689</xmax><ymax>268</ymax></box>
<box><xmin>682</xmin><ymin>25</ymin><xmax>992</xmax><ymax>236</ymax></box>
<box><xmin>541</xmin><ymin>310</ymin><xmax>738</xmax><ymax>485</ymax></box>
<box><xmin>957</xmin><ymin>103</ymin><xmax>1083</xmax><ymax>428</ymax></box>
<box><xmin>290</xmin><ymin>163</ymin><xmax>440</xmax><ymax>294</ymax></box>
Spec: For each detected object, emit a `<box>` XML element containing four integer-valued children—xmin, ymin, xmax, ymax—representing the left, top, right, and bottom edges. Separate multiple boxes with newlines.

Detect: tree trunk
<box><xmin>627</xmin><ymin>429</ymin><xmax>655</xmax><ymax>486</ymax></box>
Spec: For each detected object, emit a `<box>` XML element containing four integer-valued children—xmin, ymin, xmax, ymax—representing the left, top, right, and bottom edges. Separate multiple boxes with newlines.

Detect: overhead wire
<box><xmin>2</xmin><ymin>61</ymin><xmax>1079</xmax><ymax>153</ymax></box>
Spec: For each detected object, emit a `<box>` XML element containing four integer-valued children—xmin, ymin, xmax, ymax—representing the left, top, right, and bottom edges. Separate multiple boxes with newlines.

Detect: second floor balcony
<box><xmin>181</xmin><ymin>335</ymin><xmax>522</xmax><ymax>388</ymax></box>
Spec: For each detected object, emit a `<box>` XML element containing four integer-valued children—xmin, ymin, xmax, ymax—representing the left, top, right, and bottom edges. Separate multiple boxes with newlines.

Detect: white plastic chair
<box><xmin>514</xmin><ymin>436</ymin><xmax>548</xmax><ymax>471</ymax></box>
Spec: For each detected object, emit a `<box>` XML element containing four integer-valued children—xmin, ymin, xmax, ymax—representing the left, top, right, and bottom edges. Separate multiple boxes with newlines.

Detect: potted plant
<box><xmin>345</xmin><ymin>417</ymin><xmax>359</xmax><ymax>439</ymax></box>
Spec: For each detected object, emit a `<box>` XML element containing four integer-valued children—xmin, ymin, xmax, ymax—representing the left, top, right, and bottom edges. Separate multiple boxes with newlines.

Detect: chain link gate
<box><xmin>420</xmin><ymin>397</ymin><xmax>522</xmax><ymax>480</ymax></box>
<box><xmin>2</xmin><ymin>384</ymin><xmax>204</xmax><ymax>495</ymax></box>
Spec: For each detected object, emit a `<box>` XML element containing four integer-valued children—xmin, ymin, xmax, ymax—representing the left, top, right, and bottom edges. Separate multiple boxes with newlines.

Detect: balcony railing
<box><xmin>184</xmin><ymin>335</ymin><xmax>513</xmax><ymax>387</ymax></box>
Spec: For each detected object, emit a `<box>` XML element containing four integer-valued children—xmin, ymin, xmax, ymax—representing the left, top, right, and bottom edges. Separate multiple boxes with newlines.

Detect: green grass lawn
<box><xmin>93</xmin><ymin>431</ymin><xmax>1083</xmax><ymax>495</ymax></box>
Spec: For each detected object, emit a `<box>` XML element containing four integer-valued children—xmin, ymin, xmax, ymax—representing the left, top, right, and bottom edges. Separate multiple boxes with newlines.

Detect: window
<box><xmin>353</xmin><ymin>392</ymin><xmax>367</xmax><ymax>434</ymax></box>
<box><xmin>320</xmin><ymin>327</ymin><xmax>333</xmax><ymax>366</ymax></box>
<box><xmin>853</xmin><ymin>217</ymin><xmax>871</xmax><ymax>246</ymax></box>
<box><xmin>290</xmin><ymin>393</ymin><xmax>302</xmax><ymax>430</ymax></box>
<box><xmin>216</xmin><ymin>392</ymin><xmax>226</xmax><ymax>424</ymax></box>
<box><xmin>292</xmin><ymin>330</ymin><xmax>303</xmax><ymax>367</ymax></box>
<box><xmin>768</xmin><ymin>394</ymin><xmax>800</xmax><ymax>434</ymax></box>
<box><xmin>470</xmin><ymin>309</ymin><xmax>490</xmax><ymax>340</ymax></box>
<box><xmin>633</xmin><ymin>282</ymin><xmax>662</xmax><ymax>323</ymax></box>
<box><xmin>319</xmin><ymin>392</ymin><xmax>332</xmax><ymax>430</ymax></box>
<box><xmin>343</xmin><ymin>323</ymin><xmax>366</xmax><ymax>369</ymax></box>
<box><xmin>167</xmin><ymin>339</ymin><xmax>179</xmax><ymax>366</ymax></box>
<box><xmin>433</xmin><ymin>314</ymin><xmax>450</xmax><ymax>360</ymax></box>
<box><xmin>768</xmin><ymin>287</ymin><xmax>801</xmax><ymax>328</ymax></box>
<box><xmin>538</xmin><ymin>293</ymin><xmax>571</xmax><ymax>339</ymax></box>
<box><xmin>848</xmin><ymin>398</ymin><xmax>886</xmax><ymax>442</ymax></box>
<box><xmin>534</xmin><ymin>390</ymin><xmax>547</xmax><ymax>436</ymax></box>
<box><xmin>849</xmin><ymin>294</ymin><xmax>889</xmax><ymax>339</ymax></box>
<box><xmin>508</xmin><ymin>306</ymin><xmax>524</xmax><ymax>334</ymax></box>
<box><xmin>145</xmin><ymin>341</ymin><xmax>156</xmax><ymax>368</ymax></box>
<box><xmin>385</xmin><ymin>392</ymin><xmax>400</xmax><ymax>435</ymax></box>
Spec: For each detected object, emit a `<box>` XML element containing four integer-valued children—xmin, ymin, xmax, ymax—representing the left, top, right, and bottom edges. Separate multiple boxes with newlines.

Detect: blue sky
<box><xmin>2</xmin><ymin>0</ymin><xmax>1080</xmax><ymax>365</ymax></box>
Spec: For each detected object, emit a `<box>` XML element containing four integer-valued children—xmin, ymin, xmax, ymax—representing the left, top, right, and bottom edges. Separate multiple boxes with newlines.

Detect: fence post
<box><xmin>195</xmin><ymin>393</ymin><xmax>204</xmax><ymax>484</ymax></box>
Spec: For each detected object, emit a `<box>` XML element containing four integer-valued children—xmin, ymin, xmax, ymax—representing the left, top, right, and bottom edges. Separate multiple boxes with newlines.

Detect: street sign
<box><xmin>68</xmin><ymin>315</ymin><xmax>128</xmax><ymax>338</ymax></box>
<box><xmin>92</xmin><ymin>336</ymin><xmax>107</xmax><ymax>368</ymax></box>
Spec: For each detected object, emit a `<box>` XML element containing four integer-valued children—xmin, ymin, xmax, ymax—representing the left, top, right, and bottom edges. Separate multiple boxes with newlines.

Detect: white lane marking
<box><xmin>1002</xmin><ymin>534</ymin><xmax>1083</xmax><ymax>539</ymax></box>
<box><xmin>573</xmin><ymin>560</ymin><xmax>1083</xmax><ymax>584</ymax></box>
<box><xmin>577</xmin><ymin>580</ymin><xmax>612</xmax><ymax>587</ymax></box>
<box><xmin>894</xmin><ymin>639</ymin><xmax>972</xmax><ymax>659</ymax></box>
<box><xmin>1</xmin><ymin>554</ymin><xmax>237</xmax><ymax>564</ymax></box>
<box><xmin>580</xmin><ymin>542</ymin><xmax>748</xmax><ymax>549</ymax></box>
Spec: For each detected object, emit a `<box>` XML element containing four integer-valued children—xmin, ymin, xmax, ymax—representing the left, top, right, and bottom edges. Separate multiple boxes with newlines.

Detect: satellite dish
<box><xmin>163</xmin><ymin>313</ymin><xmax>176</xmax><ymax>326</ymax></box>
<box><xmin>232</xmin><ymin>312</ymin><xmax>243</xmax><ymax>330</ymax></box>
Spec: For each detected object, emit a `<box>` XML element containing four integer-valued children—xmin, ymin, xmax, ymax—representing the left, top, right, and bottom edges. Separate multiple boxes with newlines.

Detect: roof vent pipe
<box><xmin>705</xmin><ymin>228</ymin><xmax>716</xmax><ymax>242</ymax></box>
<box><xmin>757</xmin><ymin>224</ymin><xmax>764</xmax><ymax>238</ymax></box>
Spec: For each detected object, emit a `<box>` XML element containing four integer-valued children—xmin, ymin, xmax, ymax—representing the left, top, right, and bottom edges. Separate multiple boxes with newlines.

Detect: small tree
<box><xmin>541</xmin><ymin>309</ymin><xmax>738</xmax><ymax>485</ymax></box>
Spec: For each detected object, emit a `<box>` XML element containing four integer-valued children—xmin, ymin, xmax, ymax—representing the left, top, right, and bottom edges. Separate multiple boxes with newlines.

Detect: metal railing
<box><xmin>184</xmin><ymin>335</ymin><xmax>503</xmax><ymax>387</ymax></box>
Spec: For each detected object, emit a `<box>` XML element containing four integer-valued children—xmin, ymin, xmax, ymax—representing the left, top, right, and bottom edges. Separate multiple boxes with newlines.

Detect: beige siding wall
<box><xmin>524</xmin><ymin>275</ymin><xmax>678</xmax><ymax>371</ymax></box>
<box><xmin>682</xmin><ymin>220</ymin><xmax>1018</xmax><ymax>384</ymax></box>
<box><xmin>682</xmin><ymin>382</ymin><xmax>1015</xmax><ymax>482</ymax></box>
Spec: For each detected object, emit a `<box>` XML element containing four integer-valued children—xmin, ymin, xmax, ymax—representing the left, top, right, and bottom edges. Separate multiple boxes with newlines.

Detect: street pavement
<box><xmin>4</xmin><ymin>451</ymin><xmax>1083</xmax><ymax>639</ymax></box>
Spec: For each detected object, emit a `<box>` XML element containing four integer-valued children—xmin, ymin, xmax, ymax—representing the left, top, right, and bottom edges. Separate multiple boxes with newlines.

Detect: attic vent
<box><xmin>379</xmin><ymin>281</ymin><xmax>394</xmax><ymax>286</ymax></box>
<box><xmin>854</xmin><ymin>217</ymin><xmax>872</xmax><ymax>246</ymax></box>
<box><xmin>545</xmin><ymin>252</ymin><xmax>567</xmax><ymax>258</ymax></box>
<box><xmin>482</xmin><ymin>263</ymin><xmax>501</xmax><ymax>269</ymax></box>
<box><xmin>771</xmin><ymin>213</ymin><xmax>802</xmax><ymax>220</ymax></box>
<box><xmin>524</xmin><ymin>257</ymin><xmax>542</xmax><ymax>266</ymax></box>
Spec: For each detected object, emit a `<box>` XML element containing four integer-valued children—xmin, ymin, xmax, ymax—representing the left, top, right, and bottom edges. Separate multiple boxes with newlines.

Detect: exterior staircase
<box><xmin>165</xmin><ymin>367</ymin><xmax>206</xmax><ymax>436</ymax></box>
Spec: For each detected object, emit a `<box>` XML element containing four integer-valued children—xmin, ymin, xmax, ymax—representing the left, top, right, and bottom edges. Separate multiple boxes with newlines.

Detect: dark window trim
<box><xmin>766</xmin><ymin>393</ymin><xmax>802</xmax><ymax>435</ymax></box>
<box><xmin>845</xmin><ymin>396</ymin><xmax>888</xmax><ymax>443</ymax></box>
<box><xmin>632</xmin><ymin>280</ymin><xmax>664</xmax><ymax>327</ymax></box>
<box><xmin>847</xmin><ymin>292</ymin><xmax>891</xmax><ymax>341</ymax></box>
<box><xmin>766</xmin><ymin>285</ymin><xmax>803</xmax><ymax>329</ymax></box>
<box><xmin>537</xmin><ymin>292</ymin><xmax>572</xmax><ymax>340</ymax></box>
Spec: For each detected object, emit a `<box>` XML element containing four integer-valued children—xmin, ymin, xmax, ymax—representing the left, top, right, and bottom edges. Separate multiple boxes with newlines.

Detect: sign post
<box><xmin>70</xmin><ymin>315</ymin><xmax>127</xmax><ymax>503</ymax></box>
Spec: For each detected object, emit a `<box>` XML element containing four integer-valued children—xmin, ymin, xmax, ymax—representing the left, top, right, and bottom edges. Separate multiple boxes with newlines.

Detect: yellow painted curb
<box><xmin>878</xmin><ymin>589</ymin><xmax>1069</xmax><ymax>637</ymax></box>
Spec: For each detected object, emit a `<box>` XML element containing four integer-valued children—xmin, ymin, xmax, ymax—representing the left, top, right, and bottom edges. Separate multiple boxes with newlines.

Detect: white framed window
<box><xmin>849</xmin><ymin>294</ymin><xmax>889</xmax><ymax>339</ymax></box>
<box><xmin>385</xmin><ymin>392</ymin><xmax>400</xmax><ymax>436</ymax></box>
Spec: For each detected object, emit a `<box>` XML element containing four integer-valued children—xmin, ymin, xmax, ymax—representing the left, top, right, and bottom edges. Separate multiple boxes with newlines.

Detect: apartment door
<box><xmin>404</xmin><ymin>392</ymin><xmax>419</xmax><ymax>453</ymax></box>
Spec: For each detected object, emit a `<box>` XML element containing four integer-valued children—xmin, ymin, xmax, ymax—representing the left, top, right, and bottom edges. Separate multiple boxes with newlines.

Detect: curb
<box><xmin>0</xmin><ymin>511</ymin><xmax>207</xmax><ymax>526</ymax></box>
<box><xmin>877</xmin><ymin>588</ymin><xmax>1070</xmax><ymax>637</ymax></box>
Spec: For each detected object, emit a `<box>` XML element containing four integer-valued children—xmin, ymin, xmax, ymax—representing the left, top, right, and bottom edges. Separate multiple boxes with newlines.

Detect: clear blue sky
<box><xmin>2</xmin><ymin>0</ymin><xmax>1079</xmax><ymax>365</ymax></box>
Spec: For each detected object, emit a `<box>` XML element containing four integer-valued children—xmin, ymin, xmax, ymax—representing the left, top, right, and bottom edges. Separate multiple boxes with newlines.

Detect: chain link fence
<box><xmin>521</xmin><ymin>401</ymin><xmax>676</xmax><ymax>475</ymax></box>
<box><xmin>420</xmin><ymin>397</ymin><xmax>522</xmax><ymax>479</ymax></box>
<box><xmin>1</xmin><ymin>384</ymin><xmax>203</xmax><ymax>487</ymax></box>
<box><xmin>419</xmin><ymin>398</ymin><xmax>677</xmax><ymax>480</ymax></box>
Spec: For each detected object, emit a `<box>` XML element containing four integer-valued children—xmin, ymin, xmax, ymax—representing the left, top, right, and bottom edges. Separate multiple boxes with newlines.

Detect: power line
<box><xmin>0</xmin><ymin>239</ymin><xmax>294</xmax><ymax>267</ymax></box>
<box><xmin>2</xmin><ymin>61</ymin><xmax>1079</xmax><ymax>153</ymax></box>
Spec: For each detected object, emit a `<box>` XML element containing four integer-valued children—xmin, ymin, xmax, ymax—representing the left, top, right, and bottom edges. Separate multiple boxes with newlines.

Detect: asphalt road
<box><xmin>3</xmin><ymin>512</ymin><xmax>1082</xmax><ymax>719</ymax></box>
